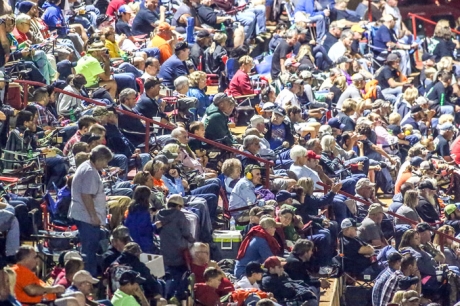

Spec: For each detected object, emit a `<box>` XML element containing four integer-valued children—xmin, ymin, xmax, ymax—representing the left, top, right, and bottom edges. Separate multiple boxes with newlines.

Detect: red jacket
<box><xmin>229</xmin><ymin>69</ymin><xmax>254</xmax><ymax>97</ymax></box>
<box><xmin>194</xmin><ymin>283</ymin><xmax>222</xmax><ymax>306</ymax></box>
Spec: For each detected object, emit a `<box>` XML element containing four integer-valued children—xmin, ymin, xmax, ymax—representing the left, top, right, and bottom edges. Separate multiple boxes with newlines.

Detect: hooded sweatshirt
<box><xmin>203</xmin><ymin>104</ymin><xmax>235</xmax><ymax>146</ymax></box>
<box><xmin>156</xmin><ymin>208</ymin><xmax>194</xmax><ymax>267</ymax></box>
<box><xmin>42</xmin><ymin>2</ymin><xmax>67</xmax><ymax>36</ymax></box>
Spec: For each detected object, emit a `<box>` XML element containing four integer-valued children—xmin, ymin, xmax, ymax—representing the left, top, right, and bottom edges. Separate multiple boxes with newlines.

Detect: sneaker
<box><xmin>319</xmin><ymin>266</ymin><xmax>333</xmax><ymax>275</ymax></box>
<box><xmin>255</xmin><ymin>35</ymin><xmax>265</xmax><ymax>43</ymax></box>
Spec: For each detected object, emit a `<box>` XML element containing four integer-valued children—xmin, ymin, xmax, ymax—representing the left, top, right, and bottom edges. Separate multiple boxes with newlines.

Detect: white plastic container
<box><xmin>139</xmin><ymin>253</ymin><xmax>165</xmax><ymax>278</ymax></box>
<box><xmin>212</xmin><ymin>230</ymin><xmax>242</xmax><ymax>259</ymax></box>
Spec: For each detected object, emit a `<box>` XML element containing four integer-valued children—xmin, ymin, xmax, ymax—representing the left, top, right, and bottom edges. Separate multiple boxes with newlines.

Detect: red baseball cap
<box><xmin>306</xmin><ymin>150</ymin><xmax>321</xmax><ymax>160</ymax></box>
<box><xmin>263</xmin><ymin>256</ymin><xmax>282</xmax><ymax>269</ymax></box>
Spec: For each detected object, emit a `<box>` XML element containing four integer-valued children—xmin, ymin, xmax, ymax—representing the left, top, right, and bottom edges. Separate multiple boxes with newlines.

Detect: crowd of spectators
<box><xmin>3</xmin><ymin>0</ymin><xmax>460</xmax><ymax>305</ymax></box>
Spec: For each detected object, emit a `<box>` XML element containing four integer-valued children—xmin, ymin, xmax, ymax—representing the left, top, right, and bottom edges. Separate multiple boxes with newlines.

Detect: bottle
<box><xmin>27</xmin><ymin>149</ymin><xmax>33</xmax><ymax>159</ymax></box>
<box><xmin>69</xmin><ymin>109</ymin><xmax>76</xmax><ymax>122</ymax></box>
<box><xmin>229</xmin><ymin>217</ymin><xmax>236</xmax><ymax>231</ymax></box>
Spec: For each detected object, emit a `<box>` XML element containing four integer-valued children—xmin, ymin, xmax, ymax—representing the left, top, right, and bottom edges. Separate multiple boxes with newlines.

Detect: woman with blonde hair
<box><xmin>395</xmin><ymin>190</ymin><xmax>421</xmax><ymax>225</ymax></box>
<box><xmin>394</xmin><ymin>87</ymin><xmax>418</xmax><ymax>118</ymax></box>
<box><xmin>295</xmin><ymin>44</ymin><xmax>315</xmax><ymax>69</ymax></box>
<box><xmin>204</xmin><ymin>32</ymin><xmax>228</xmax><ymax>91</ymax></box>
<box><xmin>432</xmin><ymin>20</ymin><xmax>458</xmax><ymax>62</ymax></box>
<box><xmin>187</xmin><ymin>71</ymin><xmax>209</xmax><ymax>118</ymax></box>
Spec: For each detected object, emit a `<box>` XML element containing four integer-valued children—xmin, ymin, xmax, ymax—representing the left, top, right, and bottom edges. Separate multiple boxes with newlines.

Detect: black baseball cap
<box><xmin>416</xmin><ymin>222</ymin><xmax>431</xmax><ymax>233</ymax></box>
<box><xmin>119</xmin><ymin>270</ymin><xmax>146</xmax><ymax>285</ymax></box>
<box><xmin>418</xmin><ymin>180</ymin><xmax>436</xmax><ymax>191</ymax></box>
<box><xmin>387</xmin><ymin>252</ymin><xmax>403</xmax><ymax>263</ymax></box>
<box><xmin>246</xmin><ymin>261</ymin><xmax>266</xmax><ymax>276</ymax></box>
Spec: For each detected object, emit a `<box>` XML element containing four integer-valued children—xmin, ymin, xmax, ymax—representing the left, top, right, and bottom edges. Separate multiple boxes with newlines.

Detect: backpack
<box><xmin>106</xmin><ymin>262</ymin><xmax>134</xmax><ymax>295</ymax></box>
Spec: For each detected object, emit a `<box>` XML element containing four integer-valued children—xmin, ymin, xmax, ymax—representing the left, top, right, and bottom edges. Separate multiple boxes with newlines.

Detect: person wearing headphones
<box><xmin>229</xmin><ymin>164</ymin><xmax>265</xmax><ymax>222</ymax></box>
<box><xmin>275</xmin><ymin>75</ymin><xmax>304</xmax><ymax>108</ymax></box>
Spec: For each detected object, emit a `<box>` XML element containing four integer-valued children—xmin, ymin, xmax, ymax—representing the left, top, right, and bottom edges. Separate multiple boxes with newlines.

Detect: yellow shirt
<box><xmin>105</xmin><ymin>39</ymin><xmax>122</xmax><ymax>58</ymax></box>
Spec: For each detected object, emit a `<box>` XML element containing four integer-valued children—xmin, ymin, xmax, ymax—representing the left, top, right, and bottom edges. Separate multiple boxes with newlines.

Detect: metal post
<box><xmin>411</xmin><ymin>14</ymin><xmax>419</xmax><ymax>61</ymax></box>
<box><xmin>144</xmin><ymin>124</ymin><xmax>150</xmax><ymax>154</ymax></box>
<box><xmin>368</xmin><ymin>0</ymin><xmax>372</xmax><ymax>22</ymax></box>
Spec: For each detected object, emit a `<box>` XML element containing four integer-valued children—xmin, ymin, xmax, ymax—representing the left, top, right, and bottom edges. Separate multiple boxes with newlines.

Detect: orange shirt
<box><xmin>394</xmin><ymin>172</ymin><xmax>412</xmax><ymax>194</ymax></box>
<box><xmin>12</xmin><ymin>264</ymin><xmax>56</xmax><ymax>305</ymax></box>
<box><xmin>149</xmin><ymin>35</ymin><xmax>172</xmax><ymax>64</ymax></box>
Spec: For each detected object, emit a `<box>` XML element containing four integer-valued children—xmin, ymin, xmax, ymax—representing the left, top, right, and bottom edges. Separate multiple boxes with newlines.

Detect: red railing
<box><xmin>318</xmin><ymin>181</ymin><xmax>458</xmax><ymax>253</ymax></box>
<box><xmin>408</xmin><ymin>13</ymin><xmax>460</xmax><ymax>60</ymax></box>
<box><xmin>13</xmin><ymin>79</ymin><xmax>274</xmax><ymax>188</ymax></box>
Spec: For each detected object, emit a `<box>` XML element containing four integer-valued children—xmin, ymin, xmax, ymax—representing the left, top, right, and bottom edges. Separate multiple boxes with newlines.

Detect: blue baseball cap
<box><xmin>118</xmin><ymin>4</ymin><xmax>133</xmax><ymax>14</ymax></box>
<box><xmin>328</xmin><ymin>117</ymin><xmax>345</xmax><ymax>130</ymax></box>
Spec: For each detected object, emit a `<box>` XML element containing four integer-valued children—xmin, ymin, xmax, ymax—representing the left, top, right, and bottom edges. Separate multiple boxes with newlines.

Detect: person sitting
<box><xmin>54</xmin><ymin>257</ymin><xmax>84</xmax><ymax>289</ymax></box>
<box><xmin>260</xmin><ymin>256</ymin><xmax>317</xmax><ymax>305</ymax></box>
<box><xmin>416</xmin><ymin>180</ymin><xmax>441</xmax><ymax>224</ymax></box>
<box><xmin>65</xmin><ymin>270</ymin><xmax>102</xmax><ymax>306</ymax></box>
<box><xmin>294</xmin><ymin>0</ymin><xmax>329</xmax><ymax>41</ymax></box>
<box><xmin>443</xmin><ymin>204</ymin><xmax>460</xmax><ymax>236</ymax></box>
<box><xmin>190</xmin><ymin>30</ymin><xmax>211</xmax><ymax>69</ymax></box>
<box><xmin>264</xmin><ymin>107</ymin><xmax>295</xmax><ymax>150</ymax></box>
<box><xmin>229</xmin><ymin>165</ymin><xmax>265</xmax><ymax>222</ymax></box>
<box><xmin>228</xmin><ymin>55</ymin><xmax>256</xmax><ymax>98</ymax></box>
<box><xmin>12</xmin><ymin>246</ymin><xmax>67</xmax><ymax>304</ymax></box>
<box><xmin>148</xmin><ymin>22</ymin><xmax>174</xmax><ymax>64</ymax></box>
<box><xmin>203</xmin><ymin>93</ymin><xmax>237</xmax><ymax>146</ymax></box>
<box><xmin>434</xmin><ymin>122</ymin><xmax>456</xmax><ymax>163</ymax></box>
<box><xmin>357</xmin><ymin>204</ymin><xmax>388</xmax><ymax>249</ymax></box>
<box><xmin>111</xmin><ymin>270</ymin><xmax>150</xmax><ymax>306</ymax></box>
<box><xmin>74</xmin><ymin>41</ymin><xmax>118</xmax><ymax>98</ymax></box>
<box><xmin>193</xmin><ymin>267</ymin><xmax>224</xmax><ymax>306</ymax></box>
<box><xmin>57</xmin><ymin>74</ymin><xmax>87</xmax><ymax>119</ymax></box>
<box><xmin>328</xmin><ymin>30</ymin><xmax>353</xmax><ymax>64</ymax></box>
<box><xmin>275</xmin><ymin>75</ymin><xmax>304</xmax><ymax>109</ymax></box>
<box><xmin>113</xmin><ymin>242</ymin><xmax>163</xmax><ymax>302</ymax></box>
<box><xmin>236</xmin><ymin>261</ymin><xmax>265</xmax><ymax>289</ymax></box>
<box><xmin>374</xmin><ymin>53</ymin><xmax>409</xmax><ymax>104</ymax></box>
<box><xmin>234</xmin><ymin>217</ymin><xmax>281</xmax><ymax>279</ymax></box>
<box><xmin>284</xmin><ymin>239</ymin><xmax>331</xmax><ymax>300</ymax></box>
<box><xmin>141</xmin><ymin>57</ymin><xmax>161</xmax><ymax>81</ymax></box>
<box><xmin>134</xmin><ymin>77</ymin><xmax>167</xmax><ymax>121</ymax></box>
<box><xmin>190</xmin><ymin>243</ymin><xmax>234</xmax><ymax>295</ymax></box>
<box><xmin>102</xmin><ymin>225</ymin><xmax>132</xmax><ymax>272</ymax></box>
<box><xmin>131</xmin><ymin>0</ymin><xmax>165</xmax><ymax>36</ymax></box>
<box><xmin>158</xmin><ymin>41</ymin><xmax>190</xmax><ymax>89</ymax></box>
<box><xmin>0</xmin><ymin>202</ymin><xmax>20</xmax><ymax>261</ymax></box>
<box><xmin>340</xmin><ymin>218</ymin><xmax>380</xmax><ymax>277</ymax></box>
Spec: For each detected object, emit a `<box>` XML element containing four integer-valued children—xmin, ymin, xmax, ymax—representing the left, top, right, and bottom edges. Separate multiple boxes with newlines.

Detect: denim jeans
<box><xmin>190</xmin><ymin>182</ymin><xmax>220</xmax><ymax>219</ymax></box>
<box><xmin>109</xmin><ymin>154</ymin><xmax>128</xmax><ymax>179</ymax></box>
<box><xmin>308</xmin><ymin>14</ymin><xmax>327</xmax><ymax>40</ymax></box>
<box><xmin>245</xmin><ymin>6</ymin><xmax>266</xmax><ymax>35</ymax></box>
<box><xmin>75</xmin><ymin>220</ymin><xmax>102</xmax><ymax>276</ymax></box>
<box><xmin>381</xmin><ymin>86</ymin><xmax>403</xmax><ymax>104</ymax></box>
<box><xmin>128</xmin><ymin>153</ymin><xmax>150</xmax><ymax>170</ymax></box>
<box><xmin>113</xmin><ymin>73</ymin><xmax>137</xmax><ymax>93</ymax></box>
<box><xmin>314</xmin><ymin>45</ymin><xmax>333</xmax><ymax>70</ymax></box>
<box><xmin>236</xmin><ymin>10</ymin><xmax>257</xmax><ymax>38</ymax></box>
<box><xmin>139</xmin><ymin>47</ymin><xmax>160</xmax><ymax>59</ymax></box>
<box><xmin>345</xmin><ymin>156</ymin><xmax>370</xmax><ymax>174</ymax></box>
<box><xmin>119</xmin><ymin>63</ymin><xmax>143</xmax><ymax>78</ymax></box>
<box><xmin>340</xmin><ymin>174</ymin><xmax>366</xmax><ymax>195</ymax></box>
<box><xmin>23</xmin><ymin>61</ymin><xmax>46</xmax><ymax>84</ymax></box>
<box><xmin>0</xmin><ymin>209</ymin><xmax>19</xmax><ymax>256</ymax></box>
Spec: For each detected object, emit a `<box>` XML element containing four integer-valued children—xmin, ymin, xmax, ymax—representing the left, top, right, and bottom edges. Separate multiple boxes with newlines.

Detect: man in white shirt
<box><xmin>328</xmin><ymin>30</ymin><xmax>353</xmax><ymax>63</ymax></box>
<box><xmin>236</xmin><ymin>261</ymin><xmax>264</xmax><ymax>289</ymax></box>
<box><xmin>275</xmin><ymin>75</ymin><xmax>304</xmax><ymax>108</ymax></box>
<box><xmin>141</xmin><ymin>57</ymin><xmax>160</xmax><ymax>81</ymax></box>
<box><xmin>289</xmin><ymin>145</ymin><xmax>322</xmax><ymax>189</ymax></box>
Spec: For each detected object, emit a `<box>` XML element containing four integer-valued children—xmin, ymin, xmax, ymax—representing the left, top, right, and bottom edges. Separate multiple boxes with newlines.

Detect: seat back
<box><xmin>226</xmin><ymin>58</ymin><xmax>239</xmax><ymax>82</ymax></box>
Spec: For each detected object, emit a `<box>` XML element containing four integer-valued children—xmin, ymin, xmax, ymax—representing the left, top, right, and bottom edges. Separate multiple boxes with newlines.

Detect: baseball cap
<box><xmin>306</xmin><ymin>150</ymin><xmax>321</xmax><ymax>160</ymax></box>
<box><xmin>167</xmin><ymin>194</ymin><xmax>184</xmax><ymax>207</ymax></box>
<box><xmin>73</xmin><ymin>270</ymin><xmax>99</xmax><ymax>284</ymax></box>
<box><xmin>419</xmin><ymin>180</ymin><xmax>436</xmax><ymax>190</ymax></box>
<box><xmin>419</xmin><ymin>160</ymin><xmax>434</xmax><ymax>171</ymax></box>
<box><xmin>96</xmin><ymin>14</ymin><xmax>114</xmax><ymax>27</ymax></box>
<box><xmin>118</xmin><ymin>4</ymin><xmax>133</xmax><ymax>14</ymax></box>
<box><xmin>119</xmin><ymin>270</ymin><xmax>146</xmax><ymax>285</ymax></box>
<box><xmin>262</xmin><ymin>102</ymin><xmax>276</xmax><ymax>111</ymax></box>
<box><xmin>63</xmin><ymin>251</ymin><xmax>83</xmax><ymax>262</ymax></box>
<box><xmin>351</xmin><ymin>24</ymin><xmax>365</xmax><ymax>33</ymax></box>
<box><xmin>387</xmin><ymin>124</ymin><xmax>402</xmax><ymax>135</ymax></box>
<box><xmin>112</xmin><ymin>225</ymin><xmax>131</xmax><ymax>240</ymax></box>
<box><xmin>422</xmin><ymin>53</ymin><xmax>436</xmax><ymax>62</ymax></box>
<box><xmin>336</xmin><ymin>56</ymin><xmax>353</xmax><ymax>65</ymax></box>
<box><xmin>416</xmin><ymin>96</ymin><xmax>429</xmax><ymax>106</ymax></box>
<box><xmin>273</xmin><ymin>107</ymin><xmax>286</xmax><ymax>116</ymax></box>
<box><xmin>368</xmin><ymin>203</ymin><xmax>384</xmax><ymax>215</ymax></box>
<box><xmin>213</xmin><ymin>92</ymin><xmax>232</xmax><ymax>105</ymax></box>
<box><xmin>160</xmin><ymin>150</ymin><xmax>178</xmax><ymax>162</ymax></box>
<box><xmin>416</xmin><ymin>222</ymin><xmax>431</xmax><ymax>232</ymax></box>
<box><xmin>445</xmin><ymin>204</ymin><xmax>458</xmax><ymax>216</ymax></box>
<box><xmin>275</xmin><ymin>190</ymin><xmax>297</xmax><ymax>202</ymax></box>
<box><xmin>356</xmin><ymin>178</ymin><xmax>376</xmax><ymax>190</ymax></box>
<box><xmin>410</xmin><ymin>105</ymin><xmax>423</xmax><ymax>114</ymax></box>
<box><xmin>438</xmin><ymin>122</ymin><xmax>454</xmax><ymax>131</ymax></box>
<box><xmin>351</xmin><ymin>73</ymin><xmax>364</xmax><ymax>81</ymax></box>
<box><xmin>328</xmin><ymin>117</ymin><xmax>345</xmax><ymax>130</ymax></box>
<box><xmin>246</xmin><ymin>261</ymin><xmax>266</xmax><ymax>275</ymax></box>
<box><xmin>386</xmin><ymin>53</ymin><xmax>400</xmax><ymax>62</ymax></box>
<box><xmin>92</xmin><ymin>106</ymin><xmax>110</xmax><ymax>117</ymax></box>
<box><xmin>382</xmin><ymin>14</ymin><xmax>398</xmax><ymax>22</ymax></box>
<box><xmin>80</xmin><ymin>133</ymin><xmax>101</xmax><ymax>144</ymax></box>
<box><xmin>263</xmin><ymin>256</ymin><xmax>282</xmax><ymax>269</ymax></box>
<box><xmin>387</xmin><ymin>252</ymin><xmax>403</xmax><ymax>263</ymax></box>
<box><xmin>250</xmin><ymin>115</ymin><xmax>265</xmax><ymax>126</ymax></box>
<box><xmin>175</xmin><ymin>41</ymin><xmax>189</xmax><ymax>52</ymax></box>
<box><xmin>244</xmin><ymin>164</ymin><xmax>263</xmax><ymax>175</ymax></box>
<box><xmin>341</xmin><ymin>218</ymin><xmax>361</xmax><ymax>229</ymax></box>
<box><xmin>197</xmin><ymin>30</ymin><xmax>211</xmax><ymax>38</ymax></box>
<box><xmin>410</xmin><ymin>156</ymin><xmax>424</xmax><ymax>167</ymax></box>
<box><xmin>299</xmin><ymin>70</ymin><xmax>312</xmax><ymax>80</ymax></box>
<box><xmin>398</xmin><ymin>276</ymin><xmax>419</xmax><ymax>290</ymax></box>
<box><xmin>284</xmin><ymin>58</ymin><xmax>300</xmax><ymax>68</ymax></box>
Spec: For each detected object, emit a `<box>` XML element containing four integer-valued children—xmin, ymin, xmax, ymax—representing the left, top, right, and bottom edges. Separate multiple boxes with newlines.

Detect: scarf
<box><xmin>236</xmin><ymin>225</ymin><xmax>281</xmax><ymax>260</ymax></box>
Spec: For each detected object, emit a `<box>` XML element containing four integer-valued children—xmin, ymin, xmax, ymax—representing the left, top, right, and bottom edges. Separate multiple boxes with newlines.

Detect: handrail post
<box><xmin>410</xmin><ymin>14</ymin><xmax>419</xmax><ymax>61</ymax></box>
<box><xmin>22</xmin><ymin>82</ymin><xmax>28</xmax><ymax>108</ymax></box>
<box><xmin>144</xmin><ymin>124</ymin><xmax>150</xmax><ymax>154</ymax></box>
<box><xmin>367</xmin><ymin>0</ymin><xmax>372</xmax><ymax>22</ymax></box>
<box><xmin>265</xmin><ymin>163</ymin><xmax>270</xmax><ymax>189</ymax></box>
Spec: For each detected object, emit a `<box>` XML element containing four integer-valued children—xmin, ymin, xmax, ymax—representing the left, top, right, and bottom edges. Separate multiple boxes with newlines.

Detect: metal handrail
<box><xmin>317</xmin><ymin>181</ymin><xmax>460</xmax><ymax>251</ymax></box>
<box><xmin>13</xmin><ymin>79</ymin><xmax>274</xmax><ymax>188</ymax></box>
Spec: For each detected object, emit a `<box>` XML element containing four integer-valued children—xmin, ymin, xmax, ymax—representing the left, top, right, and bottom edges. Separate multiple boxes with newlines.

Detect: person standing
<box><xmin>68</xmin><ymin>145</ymin><xmax>113</xmax><ymax>276</ymax></box>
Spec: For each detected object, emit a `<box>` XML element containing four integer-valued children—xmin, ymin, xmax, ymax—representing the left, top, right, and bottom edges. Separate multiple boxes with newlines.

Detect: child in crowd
<box><xmin>188</xmin><ymin>121</ymin><xmax>208</xmax><ymax>168</ymax></box>
<box><xmin>194</xmin><ymin>267</ymin><xmax>223</xmax><ymax>306</ymax></box>
<box><xmin>241</xmin><ymin>207</ymin><xmax>263</xmax><ymax>238</ymax></box>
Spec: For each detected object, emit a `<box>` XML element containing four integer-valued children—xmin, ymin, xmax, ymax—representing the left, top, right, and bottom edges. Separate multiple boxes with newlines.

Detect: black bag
<box><xmin>345</xmin><ymin>286</ymin><xmax>372</xmax><ymax>306</ymax></box>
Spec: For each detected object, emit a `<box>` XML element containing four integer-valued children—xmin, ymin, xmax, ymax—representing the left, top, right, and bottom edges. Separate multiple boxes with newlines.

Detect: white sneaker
<box><xmin>319</xmin><ymin>266</ymin><xmax>332</xmax><ymax>275</ymax></box>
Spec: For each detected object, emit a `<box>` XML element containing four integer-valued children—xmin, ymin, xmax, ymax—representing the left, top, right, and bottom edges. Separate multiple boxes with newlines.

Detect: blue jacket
<box><xmin>295</xmin><ymin>0</ymin><xmax>324</xmax><ymax>16</ymax></box>
<box><xmin>187</xmin><ymin>87</ymin><xmax>209</xmax><ymax>118</ymax></box>
<box><xmin>234</xmin><ymin>236</ymin><xmax>274</xmax><ymax>279</ymax></box>
<box><xmin>124</xmin><ymin>209</ymin><xmax>157</xmax><ymax>254</ymax></box>
<box><xmin>158</xmin><ymin>54</ymin><xmax>189</xmax><ymax>88</ymax></box>
<box><xmin>42</xmin><ymin>2</ymin><xmax>67</xmax><ymax>36</ymax></box>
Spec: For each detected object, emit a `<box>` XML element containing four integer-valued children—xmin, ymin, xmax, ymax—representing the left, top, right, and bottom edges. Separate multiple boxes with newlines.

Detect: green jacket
<box><xmin>203</xmin><ymin>104</ymin><xmax>235</xmax><ymax>146</ymax></box>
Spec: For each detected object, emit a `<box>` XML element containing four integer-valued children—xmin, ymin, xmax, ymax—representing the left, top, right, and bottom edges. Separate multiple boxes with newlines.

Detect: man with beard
<box><xmin>434</xmin><ymin>122</ymin><xmax>455</xmax><ymax>163</ymax></box>
<box><xmin>416</xmin><ymin>180</ymin><xmax>441</xmax><ymax>224</ymax></box>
